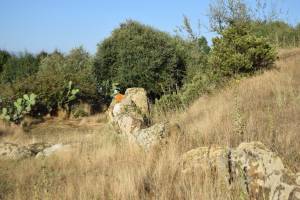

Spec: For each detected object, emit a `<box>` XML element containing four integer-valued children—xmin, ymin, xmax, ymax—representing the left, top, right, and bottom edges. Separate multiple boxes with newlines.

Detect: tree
<box><xmin>0</xmin><ymin>50</ymin><xmax>11</xmax><ymax>73</ymax></box>
<box><xmin>209</xmin><ymin>0</ymin><xmax>251</xmax><ymax>33</ymax></box>
<box><xmin>94</xmin><ymin>20</ymin><xmax>186</xmax><ymax>99</ymax></box>
<box><xmin>0</xmin><ymin>52</ymin><xmax>39</xmax><ymax>84</ymax></box>
<box><xmin>209</xmin><ymin>22</ymin><xmax>276</xmax><ymax>76</ymax></box>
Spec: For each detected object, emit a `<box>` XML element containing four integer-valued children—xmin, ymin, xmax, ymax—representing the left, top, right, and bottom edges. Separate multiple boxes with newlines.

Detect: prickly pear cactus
<box><xmin>0</xmin><ymin>93</ymin><xmax>37</xmax><ymax>123</ymax></box>
<box><xmin>0</xmin><ymin>108</ymin><xmax>10</xmax><ymax>121</ymax></box>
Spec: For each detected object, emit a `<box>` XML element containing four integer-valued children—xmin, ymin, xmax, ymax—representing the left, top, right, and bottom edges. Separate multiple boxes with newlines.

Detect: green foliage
<box><xmin>0</xmin><ymin>108</ymin><xmax>10</xmax><ymax>121</ymax></box>
<box><xmin>0</xmin><ymin>50</ymin><xmax>11</xmax><ymax>73</ymax></box>
<box><xmin>1</xmin><ymin>48</ymin><xmax>100</xmax><ymax>116</ymax></box>
<box><xmin>0</xmin><ymin>52</ymin><xmax>39</xmax><ymax>84</ymax></box>
<box><xmin>0</xmin><ymin>93</ymin><xmax>37</xmax><ymax>123</ymax></box>
<box><xmin>94</xmin><ymin>20</ymin><xmax>186</xmax><ymax>99</ymax></box>
<box><xmin>209</xmin><ymin>22</ymin><xmax>276</xmax><ymax>77</ymax></box>
<box><xmin>253</xmin><ymin>21</ymin><xmax>300</xmax><ymax>47</ymax></box>
<box><xmin>154</xmin><ymin>93</ymin><xmax>183</xmax><ymax>114</ymax></box>
<box><xmin>58</xmin><ymin>81</ymin><xmax>80</xmax><ymax>112</ymax></box>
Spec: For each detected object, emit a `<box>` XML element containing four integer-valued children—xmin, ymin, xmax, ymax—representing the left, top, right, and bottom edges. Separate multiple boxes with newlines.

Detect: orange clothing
<box><xmin>115</xmin><ymin>94</ymin><xmax>125</xmax><ymax>103</ymax></box>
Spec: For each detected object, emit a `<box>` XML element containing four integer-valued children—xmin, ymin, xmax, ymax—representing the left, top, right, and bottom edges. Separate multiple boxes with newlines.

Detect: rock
<box><xmin>36</xmin><ymin>144</ymin><xmax>72</xmax><ymax>158</ymax></box>
<box><xmin>108</xmin><ymin>90</ymin><xmax>148</xmax><ymax>135</ymax></box>
<box><xmin>27</xmin><ymin>142</ymin><xmax>52</xmax><ymax>155</ymax></box>
<box><xmin>231</xmin><ymin>142</ymin><xmax>300</xmax><ymax>200</ymax></box>
<box><xmin>132</xmin><ymin>123</ymin><xmax>169</xmax><ymax>150</ymax></box>
<box><xmin>124</xmin><ymin>88</ymin><xmax>149</xmax><ymax>117</ymax></box>
<box><xmin>180</xmin><ymin>142</ymin><xmax>300</xmax><ymax>200</ymax></box>
<box><xmin>108</xmin><ymin>88</ymin><xmax>173</xmax><ymax>149</ymax></box>
<box><xmin>0</xmin><ymin>143</ymin><xmax>33</xmax><ymax>160</ymax></box>
<box><xmin>114</xmin><ymin>113</ymin><xmax>144</xmax><ymax>135</ymax></box>
<box><xmin>0</xmin><ymin>142</ymin><xmax>73</xmax><ymax>160</ymax></box>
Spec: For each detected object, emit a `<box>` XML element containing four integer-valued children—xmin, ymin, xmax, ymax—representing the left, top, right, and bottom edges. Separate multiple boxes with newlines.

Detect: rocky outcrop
<box><xmin>108</xmin><ymin>88</ymin><xmax>169</xmax><ymax>149</ymax></box>
<box><xmin>180</xmin><ymin>142</ymin><xmax>300</xmax><ymax>200</ymax></box>
<box><xmin>0</xmin><ymin>142</ymin><xmax>71</xmax><ymax>160</ymax></box>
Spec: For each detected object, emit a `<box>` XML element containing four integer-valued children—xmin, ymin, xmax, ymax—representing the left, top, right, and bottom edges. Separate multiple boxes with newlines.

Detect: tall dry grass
<box><xmin>0</xmin><ymin>49</ymin><xmax>299</xmax><ymax>200</ymax></box>
<box><xmin>171</xmin><ymin>48</ymin><xmax>300</xmax><ymax>171</ymax></box>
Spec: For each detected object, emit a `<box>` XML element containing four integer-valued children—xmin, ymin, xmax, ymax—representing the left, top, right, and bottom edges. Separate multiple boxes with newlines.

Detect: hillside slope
<box><xmin>172</xmin><ymin>48</ymin><xmax>300</xmax><ymax>171</ymax></box>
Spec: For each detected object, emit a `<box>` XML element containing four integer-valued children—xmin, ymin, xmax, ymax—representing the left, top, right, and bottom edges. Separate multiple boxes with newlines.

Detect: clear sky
<box><xmin>0</xmin><ymin>0</ymin><xmax>299</xmax><ymax>54</ymax></box>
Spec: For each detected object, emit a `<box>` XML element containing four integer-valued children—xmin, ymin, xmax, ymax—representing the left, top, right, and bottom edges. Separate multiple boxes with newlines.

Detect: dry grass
<box><xmin>170</xmin><ymin>48</ymin><xmax>300</xmax><ymax>171</ymax></box>
<box><xmin>0</xmin><ymin>49</ymin><xmax>299</xmax><ymax>199</ymax></box>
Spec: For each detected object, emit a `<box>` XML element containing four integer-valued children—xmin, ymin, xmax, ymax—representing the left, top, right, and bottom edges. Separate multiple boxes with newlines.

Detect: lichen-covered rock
<box><xmin>108</xmin><ymin>90</ymin><xmax>148</xmax><ymax>135</ymax></box>
<box><xmin>132</xmin><ymin>123</ymin><xmax>169</xmax><ymax>149</ymax></box>
<box><xmin>231</xmin><ymin>142</ymin><xmax>300</xmax><ymax>200</ymax></box>
<box><xmin>180</xmin><ymin>142</ymin><xmax>300</xmax><ymax>200</ymax></box>
<box><xmin>124</xmin><ymin>88</ymin><xmax>149</xmax><ymax>117</ymax></box>
<box><xmin>111</xmin><ymin>97</ymin><xmax>146</xmax><ymax>135</ymax></box>
<box><xmin>108</xmin><ymin>88</ymin><xmax>172</xmax><ymax>149</ymax></box>
<box><xmin>0</xmin><ymin>143</ymin><xmax>33</xmax><ymax>160</ymax></box>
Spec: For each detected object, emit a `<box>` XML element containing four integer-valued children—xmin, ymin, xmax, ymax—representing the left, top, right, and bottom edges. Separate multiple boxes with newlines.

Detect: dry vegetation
<box><xmin>0</xmin><ymin>49</ymin><xmax>299</xmax><ymax>199</ymax></box>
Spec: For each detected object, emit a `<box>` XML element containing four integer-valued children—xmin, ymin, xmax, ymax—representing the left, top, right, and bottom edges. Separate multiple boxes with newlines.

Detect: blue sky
<box><xmin>0</xmin><ymin>0</ymin><xmax>299</xmax><ymax>54</ymax></box>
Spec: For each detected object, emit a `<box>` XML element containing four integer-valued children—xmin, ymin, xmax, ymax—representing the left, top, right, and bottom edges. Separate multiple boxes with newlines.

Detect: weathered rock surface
<box><xmin>180</xmin><ymin>142</ymin><xmax>300</xmax><ymax>200</ymax></box>
<box><xmin>132</xmin><ymin>123</ymin><xmax>169</xmax><ymax>150</ymax></box>
<box><xmin>124</xmin><ymin>88</ymin><xmax>149</xmax><ymax>117</ymax></box>
<box><xmin>0</xmin><ymin>142</ymin><xmax>72</xmax><ymax>160</ymax></box>
<box><xmin>111</xmin><ymin>97</ymin><xmax>146</xmax><ymax>135</ymax></box>
<box><xmin>0</xmin><ymin>143</ymin><xmax>33</xmax><ymax>160</ymax></box>
<box><xmin>108</xmin><ymin>88</ymin><xmax>169</xmax><ymax>149</ymax></box>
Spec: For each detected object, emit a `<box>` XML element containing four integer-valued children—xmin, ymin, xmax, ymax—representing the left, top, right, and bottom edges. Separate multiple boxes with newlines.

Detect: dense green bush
<box><xmin>209</xmin><ymin>22</ymin><xmax>276</xmax><ymax>77</ymax></box>
<box><xmin>0</xmin><ymin>48</ymin><xmax>100</xmax><ymax>116</ymax></box>
<box><xmin>0</xmin><ymin>52</ymin><xmax>40</xmax><ymax>84</ymax></box>
<box><xmin>94</xmin><ymin>20</ymin><xmax>186</xmax><ymax>99</ymax></box>
<box><xmin>0</xmin><ymin>50</ymin><xmax>11</xmax><ymax>73</ymax></box>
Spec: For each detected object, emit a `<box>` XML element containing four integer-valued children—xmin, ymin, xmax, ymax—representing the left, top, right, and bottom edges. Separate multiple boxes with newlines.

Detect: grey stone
<box><xmin>180</xmin><ymin>142</ymin><xmax>300</xmax><ymax>200</ymax></box>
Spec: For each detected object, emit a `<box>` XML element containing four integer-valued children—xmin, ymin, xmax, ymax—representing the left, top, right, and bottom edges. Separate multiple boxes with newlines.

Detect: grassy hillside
<box><xmin>169</xmin><ymin>48</ymin><xmax>300</xmax><ymax>172</ymax></box>
<box><xmin>0</xmin><ymin>49</ymin><xmax>299</xmax><ymax>199</ymax></box>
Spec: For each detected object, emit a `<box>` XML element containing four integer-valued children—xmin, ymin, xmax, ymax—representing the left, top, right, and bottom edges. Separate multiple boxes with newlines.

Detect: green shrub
<box><xmin>0</xmin><ymin>50</ymin><xmax>11</xmax><ymax>73</ymax></box>
<box><xmin>180</xmin><ymin>73</ymin><xmax>217</xmax><ymax>105</ymax></box>
<box><xmin>94</xmin><ymin>20</ymin><xmax>186</xmax><ymax>99</ymax></box>
<box><xmin>0</xmin><ymin>93</ymin><xmax>37</xmax><ymax>123</ymax></box>
<box><xmin>0</xmin><ymin>48</ymin><xmax>100</xmax><ymax>116</ymax></box>
<box><xmin>209</xmin><ymin>22</ymin><xmax>276</xmax><ymax>77</ymax></box>
<box><xmin>154</xmin><ymin>93</ymin><xmax>183</xmax><ymax>114</ymax></box>
<box><xmin>0</xmin><ymin>52</ymin><xmax>39</xmax><ymax>84</ymax></box>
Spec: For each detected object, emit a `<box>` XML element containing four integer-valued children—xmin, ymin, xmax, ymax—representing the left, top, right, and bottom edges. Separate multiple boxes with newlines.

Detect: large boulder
<box><xmin>180</xmin><ymin>142</ymin><xmax>300</xmax><ymax>200</ymax></box>
<box><xmin>108</xmin><ymin>88</ymin><xmax>170</xmax><ymax>149</ymax></box>
<box><xmin>108</xmin><ymin>88</ymin><xmax>150</xmax><ymax>134</ymax></box>
<box><xmin>110</xmin><ymin>97</ymin><xmax>146</xmax><ymax>135</ymax></box>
